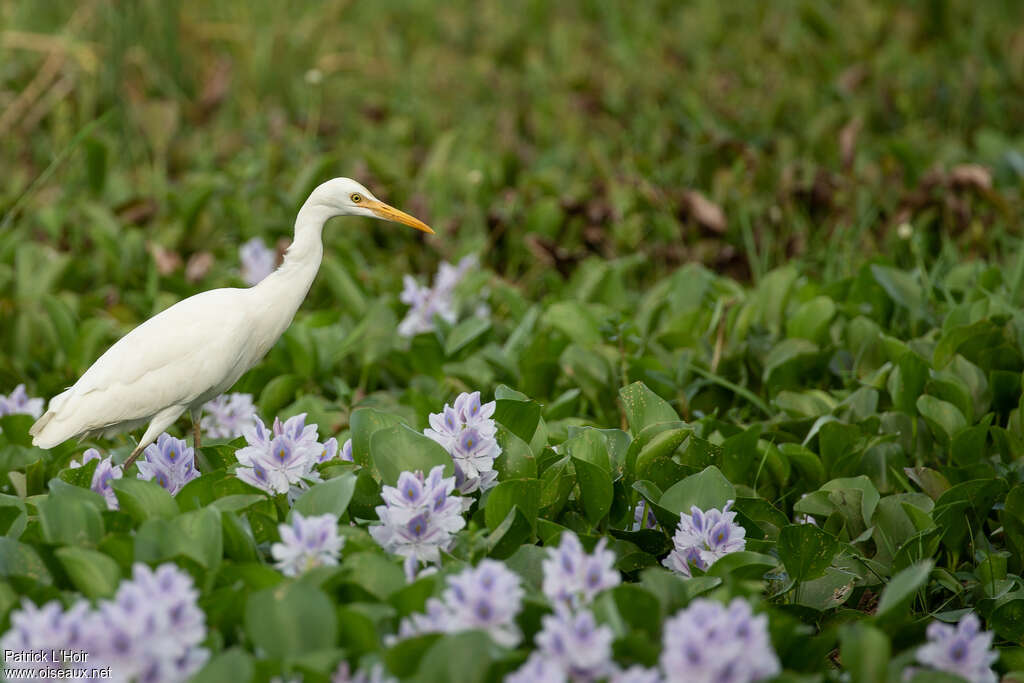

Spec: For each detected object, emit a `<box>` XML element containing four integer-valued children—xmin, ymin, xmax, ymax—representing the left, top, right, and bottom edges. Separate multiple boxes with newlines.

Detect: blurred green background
<box><xmin>2</xmin><ymin>0</ymin><xmax>1023</xmax><ymax>409</ymax></box>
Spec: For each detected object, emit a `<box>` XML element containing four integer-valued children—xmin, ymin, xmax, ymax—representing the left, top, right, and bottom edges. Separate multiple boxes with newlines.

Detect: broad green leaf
<box><xmin>619</xmin><ymin>382</ymin><xmax>679</xmax><ymax>434</ymax></box>
<box><xmin>245</xmin><ymin>581</ymin><xmax>337</xmax><ymax>658</ymax></box>
<box><xmin>37</xmin><ymin>494</ymin><xmax>104</xmax><ymax>547</ymax></box>
<box><xmin>444</xmin><ymin>316</ymin><xmax>491</xmax><ymax>356</ymax></box>
<box><xmin>839</xmin><ymin>623</ymin><xmax>891</xmax><ymax>683</ymax></box>
<box><xmin>55</xmin><ymin>547</ymin><xmax>121</xmax><ymax>598</ymax></box>
<box><xmin>293</xmin><ymin>473</ymin><xmax>356</xmax><ymax>517</ymax></box>
<box><xmin>191</xmin><ymin>648</ymin><xmax>255</xmax><ymax>683</ymax></box>
<box><xmin>493</xmin><ymin>396</ymin><xmax>542</xmax><ymax>444</ymax></box>
<box><xmin>349</xmin><ymin>408</ymin><xmax>406</xmax><ymax>467</ymax></box>
<box><xmin>916</xmin><ymin>395</ymin><xmax>967</xmax><ymax>444</ymax></box>
<box><xmin>0</xmin><ymin>537</ymin><xmax>52</xmax><ymax>584</ymax></box>
<box><xmin>874</xmin><ymin>560</ymin><xmax>933</xmax><ymax>620</ymax></box>
<box><xmin>111</xmin><ymin>478</ymin><xmax>179</xmax><ymax>522</ymax></box>
<box><xmin>484</xmin><ymin>479</ymin><xmax>541</xmax><ymax>533</ymax></box>
<box><xmin>777</xmin><ymin>524</ymin><xmax>840</xmax><ymax>581</ymax></box>
<box><xmin>572</xmin><ymin>457</ymin><xmax>613</xmax><ymax>524</ymax></box>
<box><xmin>370</xmin><ymin>425</ymin><xmax>453</xmax><ymax>485</ymax></box>
<box><xmin>659</xmin><ymin>466</ymin><xmax>735</xmax><ymax>515</ymax></box>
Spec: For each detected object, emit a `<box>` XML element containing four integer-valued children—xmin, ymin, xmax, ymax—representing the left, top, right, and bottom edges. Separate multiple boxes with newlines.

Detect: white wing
<box><xmin>31</xmin><ymin>287</ymin><xmax>257</xmax><ymax>447</ymax></box>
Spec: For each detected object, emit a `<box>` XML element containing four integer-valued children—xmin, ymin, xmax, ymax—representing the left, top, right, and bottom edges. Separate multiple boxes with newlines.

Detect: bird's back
<box><xmin>31</xmin><ymin>287</ymin><xmax>265</xmax><ymax>448</ymax></box>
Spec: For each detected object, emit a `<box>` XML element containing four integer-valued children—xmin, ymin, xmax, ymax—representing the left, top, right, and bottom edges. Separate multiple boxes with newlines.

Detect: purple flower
<box><xmin>542</xmin><ymin>531</ymin><xmax>621</xmax><ymax>608</ymax></box>
<box><xmin>660</xmin><ymin>598</ymin><xmax>779</xmax><ymax>683</ymax></box>
<box><xmin>70</xmin><ymin>448</ymin><xmax>122</xmax><ymax>510</ymax></box>
<box><xmin>0</xmin><ymin>384</ymin><xmax>44</xmax><ymax>419</ymax></box>
<box><xmin>200</xmin><ymin>392</ymin><xmax>257</xmax><ymax>438</ymax></box>
<box><xmin>505</xmin><ymin>653</ymin><xmax>568</xmax><ymax>683</ymax></box>
<box><xmin>136</xmin><ymin>433</ymin><xmax>200</xmax><ymax>495</ymax></box>
<box><xmin>915</xmin><ymin>613</ymin><xmax>997</xmax><ymax>683</ymax></box>
<box><xmin>632</xmin><ymin>502</ymin><xmax>658</xmax><ymax>530</ymax></box>
<box><xmin>0</xmin><ymin>600</ymin><xmax>92</xmax><ymax>677</ymax></box>
<box><xmin>240</xmin><ymin>237</ymin><xmax>277</xmax><ymax>285</ymax></box>
<box><xmin>397</xmin><ymin>560</ymin><xmax>524</xmax><ymax>647</ymax></box>
<box><xmin>234</xmin><ymin>413</ymin><xmax>331</xmax><ymax>496</ymax></box>
<box><xmin>340</xmin><ymin>438</ymin><xmax>353</xmax><ymax>462</ymax></box>
<box><xmin>397</xmin><ymin>255</ymin><xmax>477</xmax><ymax>337</ymax></box>
<box><xmin>534</xmin><ymin>605</ymin><xmax>615</xmax><ymax>681</ymax></box>
<box><xmin>369</xmin><ymin>466</ymin><xmax>466</xmax><ymax>579</ymax></box>
<box><xmin>271</xmin><ymin>511</ymin><xmax>344</xmax><ymax>577</ymax></box>
<box><xmin>663</xmin><ymin>501</ymin><xmax>746</xmax><ymax>578</ymax></box>
<box><xmin>424</xmin><ymin>391</ymin><xmax>501</xmax><ymax>494</ymax></box>
<box><xmin>0</xmin><ymin>563</ymin><xmax>208</xmax><ymax>682</ymax></box>
<box><xmin>611</xmin><ymin>666</ymin><xmax>663</xmax><ymax>683</ymax></box>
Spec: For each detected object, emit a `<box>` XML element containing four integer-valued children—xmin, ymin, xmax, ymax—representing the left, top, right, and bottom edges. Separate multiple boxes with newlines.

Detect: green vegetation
<box><xmin>2</xmin><ymin>1</ymin><xmax>1024</xmax><ymax>681</ymax></box>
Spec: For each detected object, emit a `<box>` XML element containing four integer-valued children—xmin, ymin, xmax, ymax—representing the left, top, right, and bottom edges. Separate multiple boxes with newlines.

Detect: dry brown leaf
<box><xmin>148</xmin><ymin>243</ymin><xmax>181</xmax><ymax>275</ymax></box>
<box><xmin>839</xmin><ymin>117</ymin><xmax>862</xmax><ymax>171</ymax></box>
<box><xmin>185</xmin><ymin>251</ymin><xmax>214</xmax><ymax>283</ymax></box>
<box><xmin>682</xmin><ymin>190</ymin><xmax>727</xmax><ymax>234</ymax></box>
<box><xmin>949</xmin><ymin>164</ymin><xmax>992</xmax><ymax>191</ymax></box>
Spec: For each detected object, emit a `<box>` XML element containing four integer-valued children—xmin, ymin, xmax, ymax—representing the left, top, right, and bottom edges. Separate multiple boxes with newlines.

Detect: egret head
<box><xmin>307</xmin><ymin>177</ymin><xmax>434</xmax><ymax>234</ymax></box>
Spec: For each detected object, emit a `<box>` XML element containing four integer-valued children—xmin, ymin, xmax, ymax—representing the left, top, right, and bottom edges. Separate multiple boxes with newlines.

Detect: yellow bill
<box><xmin>366</xmin><ymin>199</ymin><xmax>434</xmax><ymax>234</ymax></box>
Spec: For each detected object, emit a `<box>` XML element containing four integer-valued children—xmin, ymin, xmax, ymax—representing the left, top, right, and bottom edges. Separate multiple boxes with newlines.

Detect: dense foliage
<box><xmin>3</xmin><ymin>1</ymin><xmax>1024</xmax><ymax>682</ymax></box>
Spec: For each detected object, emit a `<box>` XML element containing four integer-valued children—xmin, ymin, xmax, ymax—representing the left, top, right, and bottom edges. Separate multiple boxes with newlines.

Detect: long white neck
<box><xmin>250</xmin><ymin>200</ymin><xmax>334</xmax><ymax>328</ymax></box>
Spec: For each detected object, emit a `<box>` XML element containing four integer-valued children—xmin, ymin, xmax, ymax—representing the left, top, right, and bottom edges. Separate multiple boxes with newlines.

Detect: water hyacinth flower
<box><xmin>611</xmin><ymin>666</ymin><xmax>663</xmax><ymax>683</ymax></box>
<box><xmin>239</xmin><ymin>236</ymin><xmax>277</xmax><ymax>285</ymax></box>
<box><xmin>69</xmin><ymin>448</ymin><xmax>122</xmax><ymax>510</ymax></box>
<box><xmin>542</xmin><ymin>531</ymin><xmax>621</xmax><ymax>608</ymax></box>
<box><xmin>200</xmin><ymin>392</ymin><xmax>258</xmax><ymax>438</ymax></box>
<box><xmin>234</xmin><ymin>413</ymin><xmax>332</xmax><ymax>496</ymax></box>
<box><xmin>0</xmin><ymin>384</ymin><xmax>44</xmax><ymax>419</ymax></box>
<box><xmin>397</xmin><ymin>255</ymin><xmax>477</xmax><ymax>337</ymax></box>
<box><xmin>663</xmin><ymin>500</ymin><xmax>746</xmax><ymax>578</ymax></box>
<box><xmin>369</xmin><ymin>465</ymin><xmax>466</xmax><ymax>580</ymax></box>
<box><xmin>660</xmin><ymin>598</ymin><xmax>779</xmax><ymax>683</ymax></box>
<box><xmin>136</xmin><ymin>433</ymin><xmax>200</xmax><ymax>495</ymax></box>
<box><xmin>505</xmin><ymin>653</ymin><xmax>568</xmax><ymax>683</ymax></box>
<box><xmin>397</xmin><ymin>560</ymin><xmax>524</xmax><ymax>647</ymax></box>
<box><xmin>271</xmin><ymin>511</ymin><xmax>344</xmax><ymax>577</ymax></box>
<box><xmin>424</xmin><ymin>391</ymin><xmax>501</xmax><ymax>494</ymax></box>
<box><xmin>533</xmin><ymin>605</ymin><xmax>616</xmax><ymax>682</ymax></box>
<box><xmin>339</xmin><ymin>438</ymin><xmax>353</xmax><ymax>462</ymax></box>
<box><xmin>0</xmin><ymin>562</ymin><xmax>208</xmax><ymax>683</ymax></box>
<box><xmin>915</xmin><ymin>613</ymin><xmax>998</xmax><ymax>683</ymax></box>
<box><xmin>633</xmin><ymin>501</ymin><xmax>658</xmax><ymax>531</ymax></box>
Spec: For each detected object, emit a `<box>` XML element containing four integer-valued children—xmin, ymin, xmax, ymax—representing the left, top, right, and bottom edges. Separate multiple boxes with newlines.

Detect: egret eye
<box><xmin>350</xmin><ymin>193</ymin><xmax>362</xmax><ymax>203</ymax></box>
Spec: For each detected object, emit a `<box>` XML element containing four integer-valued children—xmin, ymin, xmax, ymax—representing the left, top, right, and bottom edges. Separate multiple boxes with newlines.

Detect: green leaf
<box><xmin>916</xmin><ymin>395</ymin><xmax>967</xmax><ymax>444</ymax></box>
<box><xmin>444</xmin><ymin>316</ymin><xmax>491</xmax><ymax>356</ymax></box>
<box><xmin>786</xmin><ymin>295</ymin><xmax>837</xmax><ymax>342</ymax></box>
<box><xmin>135</xmin><ymin>507</ymin><xmax>223</xmax><ymax>570</ymax></box>
<box><xmin>573</xmin><ymin>457</ymin><xmax>613</xmax><ymax>524</ymax></box>
<box><xmin>349</xmin><ymin>407</ymin><xmax>406</xmax><ymax>467</ymax></box>
<box><xmin>619</xmin><ymin>382</ymin><xmax>679</xmax><ymax>434</ymax></box>
<box><xmin>870</xmin><ymin>264</ymin><xmax>924</xmax><ymax>313</ymax></box>
<box><xmin>493</xmin><ymin>396</ymin><xmax>542</xmax><ymax>444</ymax></box>
<box><xmin>659</xmin><ymin>466</ymin><xmax>736</xmax><ymax>515</ymax></box>
<box><xmin>293</xmin><ymin>473</ymin><xmax>356</xmax><ymax>517</ymax></box>
<box><xmin>874</xmin><ymin>560</ymin><xmax>933</xmax><ymax>620</ymax></box>
<box><xmin>191</xmin><ymin>648</ymin><xmax>254</xmax><ymax>683</ymax></box>
<box><xmin>891</xmin><ymin>351</ymin><xmax>930</xmax><ymax>414</ymax></box>
<box><xmin>0</xmin><ymin>537</ymin><xmax>52</xmax><ymax>584</ymax></box>
<box><xmin>258</xmin><ymin>373</ymin><xmax>304</xmax><ymax>418</ymax></box>
<box><xmin>484</xmin><ymin>478</ymin><xmax>541</xmax><ymax>533</ymax></box>
<box><xmin>839</xmin><ymin>623</ymin><xmax>891</xmax><ymax>683</ymax></box>
<box><xmin>245</xmin><ymin>581</ymin><xmax>337</xmax><ymax>658</ymax></box>
<box><xmin>412</xmin><ymin>630</ymin><xmax>499</xmax><ymax>683</ymax></box>
<box><xmin>37</xmin><ymin>494</ymin><xmax>104</xmax><ymax>546</ymax></box>
<box><xmin>777</xmin><ymin>524</ymin><xmax>840</xmax><ymax>582</ymax></box>
<box><xmin>990</xmin><ymin>598</ymin><xmax>1024</xmax><ymax>641</ymax></box>
<box><xmin>55</xmin><ymin>547</ymin><xmax>121</xmax><ymax>598</ymax></box>
<box><xmin>111</xmin><ymin>478</ymin><xmax>179</xmax><ymax>522</ymax></box>
<box><xmin>370</xmin><ymin>424</ymin><xmax>453</xmax><ymax>485</ymax></box>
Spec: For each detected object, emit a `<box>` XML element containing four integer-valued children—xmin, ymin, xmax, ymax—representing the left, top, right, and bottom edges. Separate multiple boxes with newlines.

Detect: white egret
<box><xmin>30</xmin><ymin>178</ymin><xmax>433</xmax><ymax>467</ymax></box>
